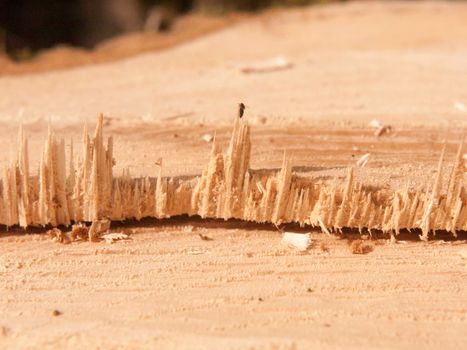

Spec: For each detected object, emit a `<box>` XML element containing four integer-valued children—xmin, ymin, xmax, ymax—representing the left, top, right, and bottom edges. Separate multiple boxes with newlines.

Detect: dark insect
<box><xmin>238</xmin><ymin>103</ymin><xmax>246</xmax><ymax>118</ymax></box>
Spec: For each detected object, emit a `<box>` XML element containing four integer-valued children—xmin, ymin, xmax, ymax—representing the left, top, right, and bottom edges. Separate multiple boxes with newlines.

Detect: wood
<box><xmin>0</xmin><ymin>114</ymin><xmax>465</xmax><ymax>239</ymax></box>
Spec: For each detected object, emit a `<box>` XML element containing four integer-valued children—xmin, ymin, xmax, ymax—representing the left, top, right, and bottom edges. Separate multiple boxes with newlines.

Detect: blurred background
<box><xmin>0</xmin><ymin>0</ymin><xmax>338</xmax><ymax>60</ymax></box>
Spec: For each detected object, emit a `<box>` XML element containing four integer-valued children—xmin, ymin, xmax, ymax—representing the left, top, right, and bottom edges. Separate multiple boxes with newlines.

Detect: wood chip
<box><xmin>281</xmin><ymin>232</ymin><xmax>312</xmax><ymax>252</ymax></box>
<box><xmin>202</xmin><ymin>133</ymin><xmax>213</xmax><ymax>143</ymax></box>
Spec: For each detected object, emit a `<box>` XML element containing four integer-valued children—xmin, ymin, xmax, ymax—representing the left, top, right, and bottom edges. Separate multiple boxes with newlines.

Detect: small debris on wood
<box><xmin>47</xmin><ymin>228</ymin><xmax>70</xmax><ymax>244</ymax></box>
<box><xmin>307</xmin><ymin>288</ymin><xmax>313</xmax><ymax>293</ymax></box>
<box><xmin>319</xmin><ymin>242</ymin><xmax>329</xmax><ymax>253</ymax></box>
<box><xmin>374</xmin><ymin>125</ymin><xmax>391</xmax><ymax>137</ymax></box>
<box><xmin>186</xmin><ymin>249</ymin><xmax>206</xmax><ymax>255</ymax></box>
<box><xmin>349</xmin><ymin>240</ymin><xmax>373</xmax><ymax>254</ymax></box>
<box><xmin>52</xmin><ymin>310</ymin><xmax>62</xmax><ymax>317</ymax></box>
<box><xmin>369</xmin><ymin>119</ymin><xmax>391</xmax><ymax>137</ymax></box>
<box><xmin>70</xmin><ymin>223</ymin><xmax>89</xmax><ymax>241</ymax></box>
<box><xmin>88</xmin><ymin>219</ymin><xmax>111</xmax><ymax>242</ymax></box>
<box><xmin>102</xmin><ymin>232</ymin><xmax>131</xmax><ymax>244</ymax></box>
<box><xmin>240</xmin><ymin>56</ymin><xmax>293</xmax><ymax>74</ymax></box>
<box><xmin>256</xmin><ymin>181</ymin><xmax>266</xmax><ymax>195</ymax></box>
<box><xmin>198</xmin><ymin>233</ymin><xmax>213</xmax><ymax>241</ymax></box>
<box><xmin>356</xmin><ymin>153</ymin><xmax>370</xmax><ymax>167</ymax></box>
<box><xmin>454</xmin><ymin>101</ymin><xmax>467</xmax><ymax>112</ymax></box>
<box><xmin>103</xmin><ymin>116</ymin><xmax>114</xmax><ymax>126</ymax></box>
<box><xmin>154</xmin><ymin>157</ymin><xmax>163</xmax><ymax>167</ymax></box>
<box><xmin>369</xmin><ymin>119</ymin><xmax>383</xmax><ymax>129</ymax></box>
<box><xmin>281</xmin><ymin>232</ymin><xmax>312</xmax><ymax>252</ymax></box>
<box><xmin>201</xmin><ymin>133</ymin><xmax>213</xmax><ymax>143</ymax></box>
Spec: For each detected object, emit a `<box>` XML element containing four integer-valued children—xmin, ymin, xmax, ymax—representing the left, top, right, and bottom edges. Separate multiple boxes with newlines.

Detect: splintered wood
<box><xmin>0</xmin><ymin>115</ymin><xmax>466</xmax><ymax>239</ymax></box>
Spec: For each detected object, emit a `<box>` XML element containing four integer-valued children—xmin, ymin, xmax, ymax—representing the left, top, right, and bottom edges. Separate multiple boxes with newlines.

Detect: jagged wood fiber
<box><xmin>0</xmin><ymin>115</ymin><xmax>465</xmax><ymax>240</ymax></box>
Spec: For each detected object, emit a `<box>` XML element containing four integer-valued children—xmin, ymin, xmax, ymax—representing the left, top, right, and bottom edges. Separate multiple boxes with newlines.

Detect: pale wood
<box><xmin>0</xmin><ymin>114</ymin><xmax>465</xmax><ymax>239</ymax></box>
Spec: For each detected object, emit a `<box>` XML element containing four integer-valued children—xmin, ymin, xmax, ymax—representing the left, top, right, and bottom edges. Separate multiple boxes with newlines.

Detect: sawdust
<box><xmin>349</xmin><ymin>239</ymin><xmax>374</xmax><ymax>255</ymax></box>
<box><xmin>70</xmin><ymin>223</ymin><xmax>89</xmax><ymax>241</ymax></box>
<box><xmin>46</xmin><ymin>228</ymin><xmax>70</xmax><ymax>244</ymax></box>
<box><xmin>88</xmin><ymin>219</ymin><xmax>111</xmax><ymax>242</ymax></box>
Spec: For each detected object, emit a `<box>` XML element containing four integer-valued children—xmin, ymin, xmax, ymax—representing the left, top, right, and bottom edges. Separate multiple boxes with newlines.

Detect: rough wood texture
<box><xmin>0</xmin><ymin>115</ymin><xmax>465</xmax><ymax>239</ymax></box>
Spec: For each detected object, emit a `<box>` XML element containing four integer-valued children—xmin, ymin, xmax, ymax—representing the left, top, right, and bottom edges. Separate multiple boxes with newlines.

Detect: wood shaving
<box><xmin>102</xmin><ymin>232</ymin><xmax>131</xmax><ymax>244</ymax></box>
<box><xmin>240</xmin><ymin>56</ymin><xmax>293</xmax><ymax>74</ymax></box>
<box><xmin>186</xmin><ymin>250</ymin><xmax>206</xmax><ymax>255</ymax></box>
<box><xmin>356</xmin><ymin>153</ymin><xmax>370</xmax><ymax>167</ymax></box>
